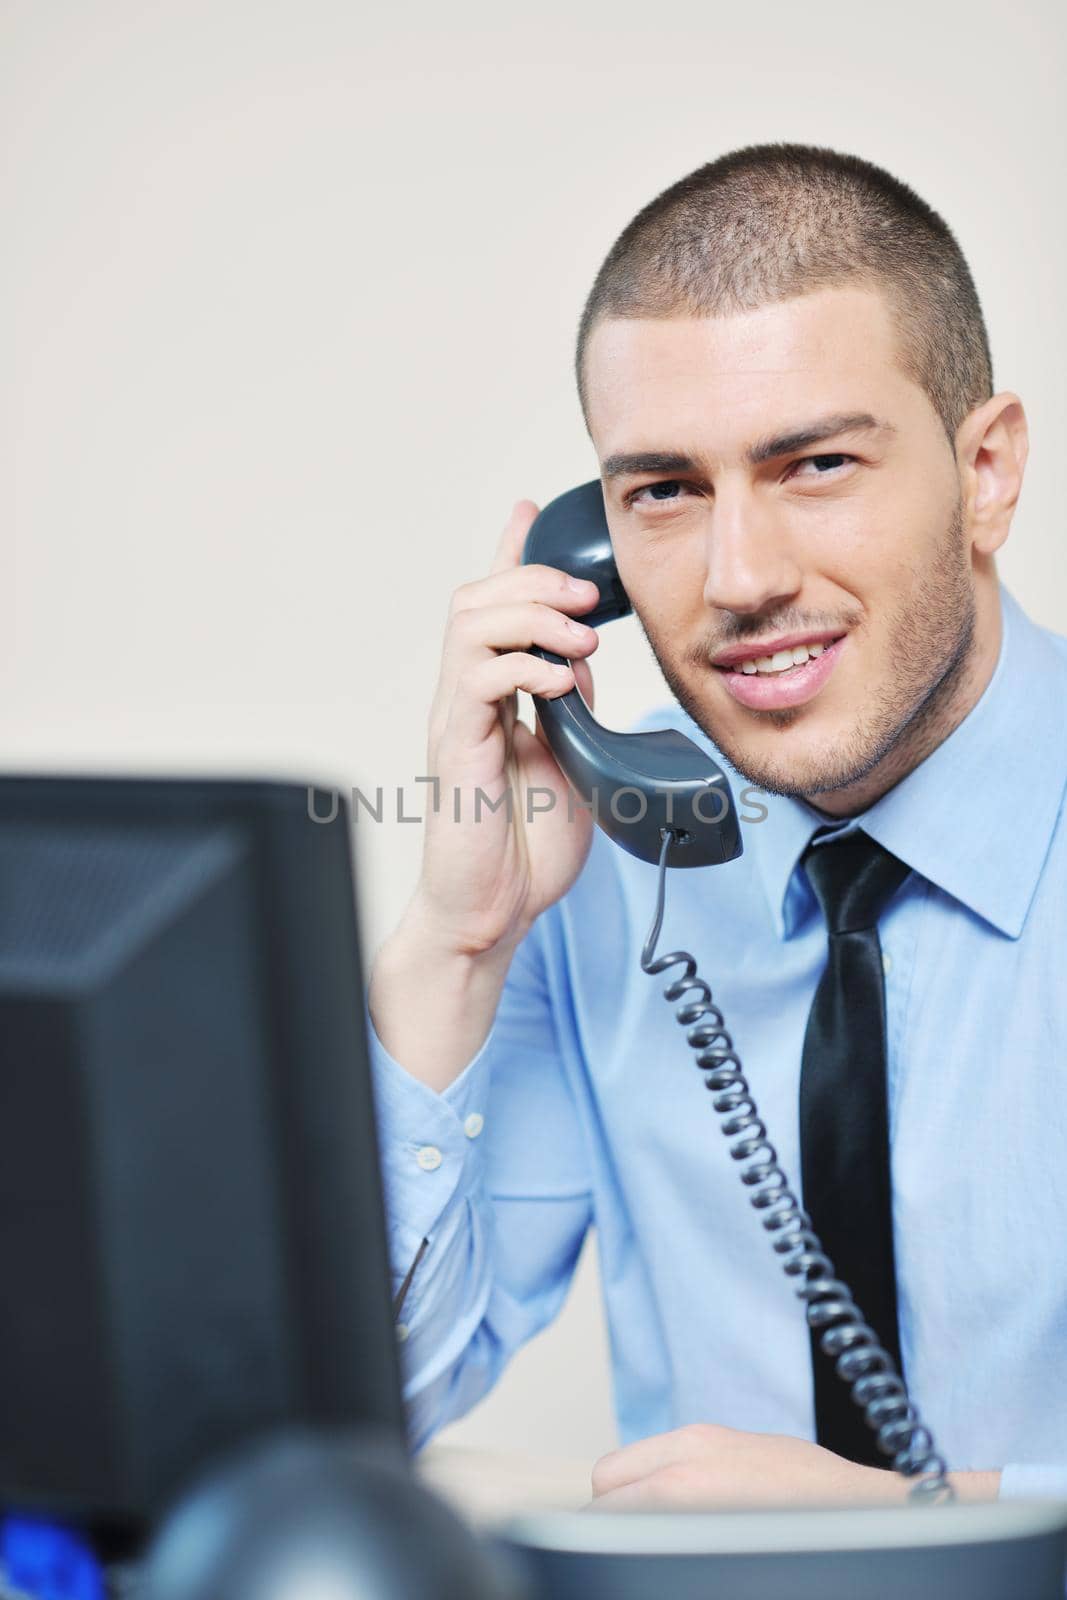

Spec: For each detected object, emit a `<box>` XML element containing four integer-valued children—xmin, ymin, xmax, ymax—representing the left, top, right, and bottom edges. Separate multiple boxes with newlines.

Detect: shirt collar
<box><xmin>750</xmin><ymin>587</ymin><xmax>1067</xmax><ymax>941</ymax></box>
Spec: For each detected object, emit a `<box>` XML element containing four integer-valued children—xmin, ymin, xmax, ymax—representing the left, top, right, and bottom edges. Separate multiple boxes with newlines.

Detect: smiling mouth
<box><xmin>709</xmin><ymin>632</ymin><xmax>849</xmax><ymax>712</ymax></box>
<box><xmin>714</xmin><ymin>635</ymin><xmax>846</xmax><ymax>676</ymax></box>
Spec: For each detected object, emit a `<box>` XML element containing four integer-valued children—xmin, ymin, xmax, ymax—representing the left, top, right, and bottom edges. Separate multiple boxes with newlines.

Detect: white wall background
<box><xmin>4</xmin><ymin>0</ymin><xmax>1064</xmax><ymax>1464</ymax></box>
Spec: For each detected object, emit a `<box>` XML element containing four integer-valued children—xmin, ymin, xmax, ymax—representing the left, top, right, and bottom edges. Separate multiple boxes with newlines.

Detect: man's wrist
<box><xmin>373</xmin><ymin>904</ymin><xmax>520</xmax><ymax>1019</ymax></box>
<box><xmin>369</xmin><ymin>904</ymin><xmax>521</xmax><ymax>1092</ymax></box>
<box><xmin>857</xmin><ymin>1466</ymin><xmax>1002</xmax><ymax>1505</ymax></box>
<box><xmin>949</xmin><ymin>1469</ymin><xmax>1002</xmax><ymax>1502</ymax></box>
<box><xmin>387</xmin><ymin>886</ymin><xmax>528</xmax><ymax>974</ymax></box>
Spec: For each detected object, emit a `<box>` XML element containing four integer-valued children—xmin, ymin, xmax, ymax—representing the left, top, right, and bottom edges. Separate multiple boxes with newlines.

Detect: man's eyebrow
<box><xmin>601</xmin><ymin>450</ymin><xmax>699</xmax><ymax>480</ymax></box>
<box><xmin>600</xmin><ymin>415</ymin><xmax>895</xmax><ymax>481</ymax></box>
<box><xmin>746</xmin><ymin>412</ymin><xmax>895</xmax><ymax>465</ymax></box>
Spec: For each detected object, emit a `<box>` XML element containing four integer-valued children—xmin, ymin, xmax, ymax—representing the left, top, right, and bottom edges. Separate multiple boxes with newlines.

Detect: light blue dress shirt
<box><xmin>368</xmin><ymin>586</ymin><xmax>1067</xmax><ymax>1500</ymax></box>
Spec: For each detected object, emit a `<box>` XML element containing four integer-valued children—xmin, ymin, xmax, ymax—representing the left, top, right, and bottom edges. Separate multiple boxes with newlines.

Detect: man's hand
<box><xmin>369</xmin><ymin>499</ymin><xmax>601</xmax><ymax>1092</ymax></box>
<box><xmin>588</xmin><ymin>1424</ymin><xmax>1001</xmax><ymax>1511</ymax></box>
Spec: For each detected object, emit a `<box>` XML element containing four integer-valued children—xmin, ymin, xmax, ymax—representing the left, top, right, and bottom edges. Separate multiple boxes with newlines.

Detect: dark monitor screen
<box><xmin>0</xmin><ymin>776</ymin><xmax>404</xmax><ymax>1535</ymax></box>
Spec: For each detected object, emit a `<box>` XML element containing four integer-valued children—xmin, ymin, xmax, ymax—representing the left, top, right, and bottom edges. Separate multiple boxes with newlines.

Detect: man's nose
<box><xmin>701</xmin><ymin>486</ymin><xmax>802</xmax><ymax>615</ymax></box>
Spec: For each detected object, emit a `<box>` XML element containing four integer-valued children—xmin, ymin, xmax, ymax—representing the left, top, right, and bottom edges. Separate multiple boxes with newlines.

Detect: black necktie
<box><xmin>799</xmin><ymin>829</ymin><xmax>911</xmax><ymax>1467</ymax></box>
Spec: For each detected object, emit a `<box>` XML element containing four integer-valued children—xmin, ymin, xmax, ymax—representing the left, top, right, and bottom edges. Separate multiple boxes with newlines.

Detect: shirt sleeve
<box><xmin>366</xmin><ymin>914</ymin><xmax>593</xmax><ymax>1451</ymax></box>
<box><xmin>999</xmin><ymin>1462</ymin><xmax>1067</xmax><ymax>1499</ymax></box>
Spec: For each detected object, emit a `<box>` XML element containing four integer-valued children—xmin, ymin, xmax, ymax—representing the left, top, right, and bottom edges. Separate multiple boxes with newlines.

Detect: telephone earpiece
<box><xmin>522</xmin><ymin>481</ymin><xmax>742</xmax><ymax>869</ymax></box>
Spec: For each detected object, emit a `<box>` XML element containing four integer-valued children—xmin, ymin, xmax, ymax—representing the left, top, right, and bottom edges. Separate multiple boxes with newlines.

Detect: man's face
<box><xmin>583</xmin><ymin>285</ymin><xmax>979</xmax><ymax>808</ymax></box>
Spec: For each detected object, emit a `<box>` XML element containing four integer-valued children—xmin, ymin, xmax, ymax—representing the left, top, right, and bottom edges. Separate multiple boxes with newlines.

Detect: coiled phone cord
<box><xmin>641</xmin><ymin>828</ymin><xmax>954</xmax><ymax>1505</ymax></box>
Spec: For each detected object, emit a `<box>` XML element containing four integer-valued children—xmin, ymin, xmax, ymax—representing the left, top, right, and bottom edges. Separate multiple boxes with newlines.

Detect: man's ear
<box><xmin>955</xmin><ymin>393</ymin><xmax>1029</xmax><ymax>557</ymax></box>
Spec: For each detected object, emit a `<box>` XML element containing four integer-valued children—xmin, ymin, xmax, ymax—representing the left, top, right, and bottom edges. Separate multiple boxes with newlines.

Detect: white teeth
<box><xmin>758</xmin><ymin>649</ymin><xmax>797</xmax><ymax>674</ymax></box>
<box><xmin>733</xmin><ymin>640</ymin><xmax>830</xmax><ymax>675</ymax></box>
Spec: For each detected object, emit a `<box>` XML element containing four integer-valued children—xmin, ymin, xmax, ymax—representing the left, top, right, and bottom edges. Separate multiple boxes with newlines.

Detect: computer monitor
<box><xmin>0</xmin><ymin>776</ymin><xmax>405</xmax><ymax>1539</ymax></box>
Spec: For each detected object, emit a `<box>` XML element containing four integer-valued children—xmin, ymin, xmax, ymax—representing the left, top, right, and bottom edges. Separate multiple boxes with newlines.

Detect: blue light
<box><xmin>0</xmin><ymin>1517</ymin><xmax>105</xmax><ymax>1600</ymax></box>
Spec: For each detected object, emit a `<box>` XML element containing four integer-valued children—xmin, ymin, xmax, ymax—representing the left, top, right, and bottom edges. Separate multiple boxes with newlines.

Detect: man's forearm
<box><xmin>844</xmin><ymin>1467</ymin><xmax>1001</xmax><ymax>1505</ymax></box>
<box><xmin>368</xmin><ymin>906</ymin><xmax>518</xmax><ymax>1094</ymax></box>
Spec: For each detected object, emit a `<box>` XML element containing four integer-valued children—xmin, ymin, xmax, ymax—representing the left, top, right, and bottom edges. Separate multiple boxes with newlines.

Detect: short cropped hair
<box><xmin>576</xmin><ymin>144</ymin><xmax>993</xmax><ymax>442</ymax></box>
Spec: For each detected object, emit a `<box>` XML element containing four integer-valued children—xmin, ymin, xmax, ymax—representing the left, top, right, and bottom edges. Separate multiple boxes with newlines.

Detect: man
<box><xmin>367</xmin><ymin>144</ymin><xmax>1067</xmax><ymax>1507</ymax></box>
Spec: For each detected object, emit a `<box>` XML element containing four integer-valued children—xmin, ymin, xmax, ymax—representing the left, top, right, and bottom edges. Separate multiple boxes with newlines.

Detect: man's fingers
<box><xmin>440</xmin><ymin>653</ymin><xmax>575</xmax><ymax>752</ymax></box>
<box><xmin>588</xmin><ymin>1464</ymin><xmax>737</xmax><ymax>1513</ymax></box>
<box><xmin>584</xmin><ymin>1479</ymin><xmax>656</xmax><ymax>1512</ymax></box>
<box><xmin>591</xmin><ymin>1438</ymin><xmax>679</xmax><ymax>1496</ymax></box>
<box><xmin>591</xmin><ymin>1427</ymin><xmax>718</xmax><ymax>1497</ymax></box>
<box><xmin>490</xmin><ymin>499</ymin><xmax>540</xmax><ymax>575</ymax></box>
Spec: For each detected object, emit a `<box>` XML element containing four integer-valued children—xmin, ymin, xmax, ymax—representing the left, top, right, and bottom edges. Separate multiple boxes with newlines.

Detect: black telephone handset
<box><xmin>521</xmin><ymin>481</ymin><xmax>955</xmax><ymax>1504</ymax></box>
<box><xmin>522</xmin><ymin>481</ymin><xmax>742</xmax><ymax>869</ymax></box>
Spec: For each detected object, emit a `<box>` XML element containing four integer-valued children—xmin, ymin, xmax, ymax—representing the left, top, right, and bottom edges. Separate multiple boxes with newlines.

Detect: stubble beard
<box><xmin>642</xmin><ymin>499</ymin><xmax>978</xmax><ymax>805</ymax></box>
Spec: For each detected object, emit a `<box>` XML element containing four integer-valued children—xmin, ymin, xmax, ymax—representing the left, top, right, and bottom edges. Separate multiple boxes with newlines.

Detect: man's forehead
<box><xmin>583</xmin><ymin>289</ymin><xmax>914</xmax><ymax>456</ymax></box>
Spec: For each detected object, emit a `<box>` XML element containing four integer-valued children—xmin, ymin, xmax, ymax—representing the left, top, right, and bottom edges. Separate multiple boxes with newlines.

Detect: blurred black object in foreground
<box><xmin>143</xmin><ymin>1431</ymin><xmax>520</xmax><ymax>1600</ymax></box>
<box><xmin>0</xmin><ymin>777</ymin><xmax>403</xmax><ymax>1544</ymax></box>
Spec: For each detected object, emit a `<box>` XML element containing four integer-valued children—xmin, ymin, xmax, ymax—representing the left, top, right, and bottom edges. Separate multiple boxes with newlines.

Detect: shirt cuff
<box><xmin>367</xmin><ymin>1014</ymin><xmax>495</xmax><ymax>1267</ymax></box>
<box><xmin>999</xmin><ymin>1463</ymin><xmax>1067</xmax><ymax>1500</ymax></box>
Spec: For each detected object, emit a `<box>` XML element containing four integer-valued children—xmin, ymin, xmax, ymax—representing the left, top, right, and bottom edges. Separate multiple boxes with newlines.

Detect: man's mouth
<box><xmin>726</xmin><ymin>639</ymin><xmax>831</xmax><ymax>675</ymax></box>
<box><xmin>712</xmin><ymin>631</ymin><xmax>848</xmax><ymax>711</ymax></box>
<box><xmin>712</xmin><ymin>628</ymin><xmax>846</xmax><ymax>671</ymax></box>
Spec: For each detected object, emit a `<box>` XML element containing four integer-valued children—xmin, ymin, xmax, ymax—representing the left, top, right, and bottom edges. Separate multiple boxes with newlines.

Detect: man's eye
<box><xmin>791</xmin><ymin>453</ymin><xmax>853</xmax><ymax>477</ymax></box>
<box><xmin>630</xmin><ymin>480</ymin><xmax>688</xmax><ymax>505</ymax></box>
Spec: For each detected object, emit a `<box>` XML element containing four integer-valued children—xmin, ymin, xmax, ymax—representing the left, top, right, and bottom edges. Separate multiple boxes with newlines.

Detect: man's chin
<box><xmin>698</xmin><ymin>720</ymin><xmax>882</xmax><ymax>803</ymax></box>
<box><xmin>723</xmin><ymin>755</ymin><xmax>859</xmax><ymax>803</ymax></box>
<box><xmin>663</xmin><ymin>671</ymin><xmax>906</xmax><ymax>804</ymax></box>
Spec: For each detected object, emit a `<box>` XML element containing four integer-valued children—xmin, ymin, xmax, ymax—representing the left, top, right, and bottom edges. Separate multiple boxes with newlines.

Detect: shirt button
<box><xmin>463</xmin><ymin>1112</ymin><xmax>485</xmax><ymax>1140</ymax></box>
<box><xmin>396</xmin><ymin>1322</ymin><xmax>410</xmax><ymax>1343</ymax></box>
<box><xmin>882</xmin><ymin>951</ymin><xmax>893</xmax><ymax>976</ymax></box>
<box><xmin>415</xmin><ymin>1145</ymin><xmax>443</xmax><ymax>1172</ymax></box>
